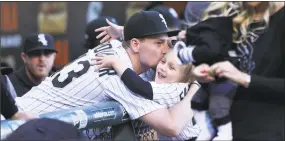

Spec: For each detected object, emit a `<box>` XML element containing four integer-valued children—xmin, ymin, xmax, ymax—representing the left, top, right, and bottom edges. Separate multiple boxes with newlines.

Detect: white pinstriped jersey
<box><xmin>134</xmin><ymin>76</ymin><xmax>200</xmax><ymax>140</ymax></box>
<box><xmin>152</xmin><ymin>82</ymin><xmax>200</xmax><ymax>140</ymax></box>
<box><xmin>15</xmin><ymin>39</ymin><xmax>199</xmax><ymax>140</ymax></box>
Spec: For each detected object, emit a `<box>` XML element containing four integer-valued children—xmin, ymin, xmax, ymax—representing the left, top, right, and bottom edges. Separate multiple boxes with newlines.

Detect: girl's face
<box><xmin>155</xmin><ymin>50</ymin><xmax>184</xmax><ymax>84</ymax></box>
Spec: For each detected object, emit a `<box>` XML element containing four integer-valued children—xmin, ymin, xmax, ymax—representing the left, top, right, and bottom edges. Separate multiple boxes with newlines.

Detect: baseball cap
<box><xmin>184</xmin><ymin>2</ymin><xmax>210</xmax><ymax>25</ymax></box>
<box><xmin>5</xmin><ymin>118</ymin><xmax>82</xmax><ymax>140</ymax></box>
<box><xmin>22</xmin><ymin>33</ymin><xmax>57</xmax><ymax>54</ymax></box>
<box><xmin>124</xmin><ymin>11</ymin><xmax>180</xmax><ymax>41</ymax></box>
<box><xmin>85</xmin><ymin>16</ymin><xmax>118</xmax><ymax>49</ymax></box>
<box><xmin>149</xmin><ymin>5</ymin><xmax>181</xmax><ymax>29</ymax></box>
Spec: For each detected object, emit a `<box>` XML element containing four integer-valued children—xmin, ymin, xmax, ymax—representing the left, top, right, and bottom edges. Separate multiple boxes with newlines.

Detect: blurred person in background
<box><xmin>84</xmin><ymin>16</ymin><xmax>118</xmax><ymax>50</ymax></box>
<box><xmin>184</xmin><ymin>2</ymin><xmax>211</xmax><ymax>26</ymax></box>
<box><xmin>144</xmin><ymin>2</ymin><xmax>164</xmax><ymax>11</ymax></box>
<box><xmin>7</xmin><ymin>33</ymin><xmax>57</xmax><ymax>97</ymax></box>
<box><xmin>175</xmin><ymin>2</ymin><xmax>211</xmax><ymax>42</ymax></box>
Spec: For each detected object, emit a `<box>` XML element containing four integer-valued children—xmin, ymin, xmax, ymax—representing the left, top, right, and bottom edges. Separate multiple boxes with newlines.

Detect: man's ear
<box><xmin>20</xmin><ymin>52</ymin><xmax>27</xmax><ymax>63</ymax></box>
<box><xmin>130</xmin><ymin>38</ymin><xmax>140</xmax><ymax>53</ymax></box>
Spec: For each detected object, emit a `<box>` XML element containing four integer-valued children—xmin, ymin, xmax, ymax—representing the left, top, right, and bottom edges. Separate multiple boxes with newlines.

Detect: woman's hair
<box><xmin>202</xmin><ymin>2</ymin><xmax>277</xmax><ymax>43</ymax></box>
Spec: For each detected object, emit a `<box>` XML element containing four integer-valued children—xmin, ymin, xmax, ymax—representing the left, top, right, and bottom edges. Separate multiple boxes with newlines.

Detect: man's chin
<box><xmin>34</xmin><ymin>72</ymin><xmax>48</xmax><ymax>79</ymax></box>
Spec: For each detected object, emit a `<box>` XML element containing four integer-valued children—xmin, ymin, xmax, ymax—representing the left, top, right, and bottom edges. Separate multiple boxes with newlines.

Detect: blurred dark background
<box><xmin>0</xmin><ymin>2</ymin><xmax>187</xmax><ymax>69</ymax></box>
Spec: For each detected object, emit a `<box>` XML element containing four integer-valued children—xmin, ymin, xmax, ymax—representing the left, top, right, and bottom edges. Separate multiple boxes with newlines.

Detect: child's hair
<box><xmin>180</xmin><ymin>63</ymin><xmax>195</xmax><ymax>84</ymax></box>
<box><xmin>168</xmin><ymin>42</ymin><xmax>196</xmax><ymax>84</ymax></box>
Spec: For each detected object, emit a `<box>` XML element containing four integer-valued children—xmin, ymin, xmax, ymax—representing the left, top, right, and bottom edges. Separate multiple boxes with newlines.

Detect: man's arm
<box><xmin>11</xmin><ymin>112</ymin><xmax>39</xmax><ymax>120</ymax></box>
<box><xmin>104</xmin><ymin>74</ymin><xmax>199</xmax><ymax>136</ymax></box>
<box><xmin>1</xmin><ymin>77</ymin><xmax>38</xmax><ymax>120</ymax></box>
<box><xmin>140</xmin><ymin>83</ymin><xmax>200</xmax><ymax>136</ymax></box>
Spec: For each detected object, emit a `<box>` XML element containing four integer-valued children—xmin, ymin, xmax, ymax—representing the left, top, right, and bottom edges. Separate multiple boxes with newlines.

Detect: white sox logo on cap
<box><xmin>159</xmin><ymin>14</ymin><xmax>167</xmax><ymax>28</ymax></box>
<box><xmin>38</xmin><ymin>34</ymin><xmax>48</xmax><ymax>46</ymax></box>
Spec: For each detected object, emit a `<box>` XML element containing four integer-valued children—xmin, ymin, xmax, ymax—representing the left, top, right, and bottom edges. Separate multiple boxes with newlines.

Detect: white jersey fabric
<box><xmin>15</xmin><ymin>39</ymin><xmax>199</xmax><ymax>140</ymax></box>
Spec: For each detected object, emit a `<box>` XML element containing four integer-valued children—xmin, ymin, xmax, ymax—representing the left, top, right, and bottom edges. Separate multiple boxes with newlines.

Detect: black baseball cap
<box><xmin>22</xmin><ymin>33</ymin><xmax>57</xmax><ymax>54</ymax></box>
<box><xmin>149</xmin><ymin>5</ymin><xmax>181</xmax><ymax>29</ymax></box>
<box><xmin>5</xmin><ymin>118</ymin><xmax>83</xmax><ymax>140</ymax></box>
<box><xmin>124</xmin><ymin>11</ymin><xmax>180</xmax><ymax>41</ymax></box>
<box><xmin>85</xmin><ymin>16</ymin><xmax>118</xmax><ymax>49</ymax></box>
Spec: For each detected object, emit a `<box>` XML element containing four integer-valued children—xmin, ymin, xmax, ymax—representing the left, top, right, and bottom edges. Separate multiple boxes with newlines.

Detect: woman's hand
<box><xmin>94</xmin><ymin>19</ymin><xmax>124</xmax><ymax>43</ymax></box>
<box><xmin>192</xmin><ymin>64</ymin><xmax>215</xmax><ymax>83</ymax></box>
<box><xmin>91</xmin><ymin>55</ymin><xmax>118</xmax><ymax>71</ymax></box>
<box><xmin>210</xmin><ymin>61</ymin><xmax>250</xmax><ymax>87</ymax></box>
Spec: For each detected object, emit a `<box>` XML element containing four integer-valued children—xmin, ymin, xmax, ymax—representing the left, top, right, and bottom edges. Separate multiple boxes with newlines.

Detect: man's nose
<box><xmin>162</xmin><ymin>42</ymin><xmax>169</xmax><ymax>54</ymax></box>
<box><xmin>38</xmin><ymin>53</ymin><xmax>46</xmax><ymax>61</ymax></box>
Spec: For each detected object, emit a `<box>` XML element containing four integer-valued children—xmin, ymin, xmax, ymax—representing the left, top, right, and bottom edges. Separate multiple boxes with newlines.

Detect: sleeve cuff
<box><xmin>179</xmin><ymin>46</ymin><xmax>196</xmax><ymax>64</ymax></box>
<box><xmin>3</xmin><ymin>105</ymin><xmax>18</xmax><ymax>119</ymax></box>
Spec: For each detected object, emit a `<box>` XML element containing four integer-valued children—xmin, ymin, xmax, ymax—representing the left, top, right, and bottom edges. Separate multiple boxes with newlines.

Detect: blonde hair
<box><xmin>167</xmin><ymin>44</ymin><xmax>196</xmax><ymax>84</ymax></box>
<box><xmin>202</xmin><ymin>2</ymin><xmax>277</xmax><ymax>43</ymax></box>
<box><xmin>180</xmin><ymin>63</ymin><xmax>195</xmax><ymax>84</ymax></box>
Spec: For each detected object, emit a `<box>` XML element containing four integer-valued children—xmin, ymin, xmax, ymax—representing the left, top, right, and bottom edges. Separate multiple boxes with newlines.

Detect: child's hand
<box><xmin>91</xmin><ymin>55</ymin><xmax>118</xmax><ymax>71</ymax></box>
<box><xmin>94</xmin><ymin>19</ymin><xmax>123</xmax><ymax>43</ymax></box>
<box><xmin>193</xmin><ymin>64</ymin><xmax>215</xmax><ymax>83</ymax></box>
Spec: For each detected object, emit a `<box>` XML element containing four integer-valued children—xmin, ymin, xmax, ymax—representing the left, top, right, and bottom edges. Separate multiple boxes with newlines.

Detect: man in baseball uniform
<box><xmin>15</xmin><ymin>11</ymin><xmax>199</xmax><ymax>139</ymax></box>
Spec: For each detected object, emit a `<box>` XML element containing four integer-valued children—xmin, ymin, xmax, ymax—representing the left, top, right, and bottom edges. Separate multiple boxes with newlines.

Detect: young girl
<box><xmin>92</xmin><ymin>47</ymin><xmax>200</xmax><ymax>140</ymax></box>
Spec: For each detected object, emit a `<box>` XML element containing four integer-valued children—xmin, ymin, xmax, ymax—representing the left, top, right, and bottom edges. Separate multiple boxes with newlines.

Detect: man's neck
<box><xmin>25</xmin><ymin>67</ymin><xmax>44</xmax><ymax>85</ymax></box>
<box><xmin>126</xmin><ymin>49</ymin><xmax>149</xmax><ymax>75</ymax></box>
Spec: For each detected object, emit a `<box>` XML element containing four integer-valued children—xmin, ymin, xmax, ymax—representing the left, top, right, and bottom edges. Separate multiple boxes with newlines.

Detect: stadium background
<box><xmin>1</xmin><ymin>2</ymin><xmax>187</xmax><ymax>69</ymax></box>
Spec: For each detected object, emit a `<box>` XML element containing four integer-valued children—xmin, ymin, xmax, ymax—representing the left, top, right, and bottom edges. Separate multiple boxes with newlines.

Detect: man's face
<box><xmin>22</xmin><ymin>50</ymin><xmax>56</xmax><ymax>79</ymax></box>
<box><xmin>138</xmin><ymin>35</ymin><xmax>169</xmax><ymax>68</ymax></box>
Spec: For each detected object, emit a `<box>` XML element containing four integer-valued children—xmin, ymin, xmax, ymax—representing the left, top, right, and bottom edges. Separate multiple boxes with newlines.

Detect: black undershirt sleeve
<box><xmin>1</xmin><ymin>77</ymin><xmax>18</xmax><ymax>119</ymax></box>
<box><xmin>120</xmin><ymin>68</ymin><xmax>153</xmax><ymax>100</ymax></box>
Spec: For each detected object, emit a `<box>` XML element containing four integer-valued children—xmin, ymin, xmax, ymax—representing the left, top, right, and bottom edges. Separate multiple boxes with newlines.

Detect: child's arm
<box><xmin>177</xmin><ymin>17</ymin><xmax>233</xmax><ymax>66</ymax></box>
<box><xmin>92</xmin><ymin>56</ymin><xmax>154</xmax><ymax>100</ymax></box>
<box><xmin>92</xmin><ymin>55</ymin><xmax>126</xmax><ymax>77</ymax></box>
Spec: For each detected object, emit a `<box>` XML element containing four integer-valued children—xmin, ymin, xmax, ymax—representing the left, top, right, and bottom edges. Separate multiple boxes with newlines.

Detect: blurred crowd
<box><xmin>1</xmin><ymin>2</ymin><xmax>284</xmax><ymax>141</ymax></box>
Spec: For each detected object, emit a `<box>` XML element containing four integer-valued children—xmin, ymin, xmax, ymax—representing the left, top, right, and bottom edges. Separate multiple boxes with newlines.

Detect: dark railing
<box><xmin>1</xmin><ymin>101</ymin><xmax>130</xmax><ymax>140</ymax></box>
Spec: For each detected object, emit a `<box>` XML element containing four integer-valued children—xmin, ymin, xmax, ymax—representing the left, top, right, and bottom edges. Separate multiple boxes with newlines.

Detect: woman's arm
<box><xmin>247</xmin><ymin>75</ymin><xmax>284</xmax><ymax>95</ymax></box>
<box><xmin>92</xmin><ymin>56</ymin><xmax>154</xmax><ymax>100</ymax></box>
<box><xmin>140</xmin><ymin>83</ymin><xmax>200</xmax><ymax>136</ymax></box>
<box><xmin>210</xmin><ymin>61</ymin><xmax>284</xmax><ymax>95</ymax></box>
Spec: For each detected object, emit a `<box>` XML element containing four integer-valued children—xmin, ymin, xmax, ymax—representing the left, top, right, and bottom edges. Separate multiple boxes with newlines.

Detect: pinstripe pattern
<box><xmin>132</xmin><ymin>74</ymin><xmax>201</xmax><ymax>140</ymax></box>
<box><xmin>15</xmin><ymin>39</ymin><xmax>199</xmax><ymax>140</ymax></box>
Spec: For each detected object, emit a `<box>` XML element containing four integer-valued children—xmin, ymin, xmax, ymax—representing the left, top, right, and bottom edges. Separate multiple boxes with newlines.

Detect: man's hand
<box><xmin>95</xmin><ymin>19</ymin><xmax>124</xmax><ymax>43</ymax></box>
<box><xmin>12</xmin><ymin>112</ymin><xmax>39</xmax><ymax>120</ymax></box>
